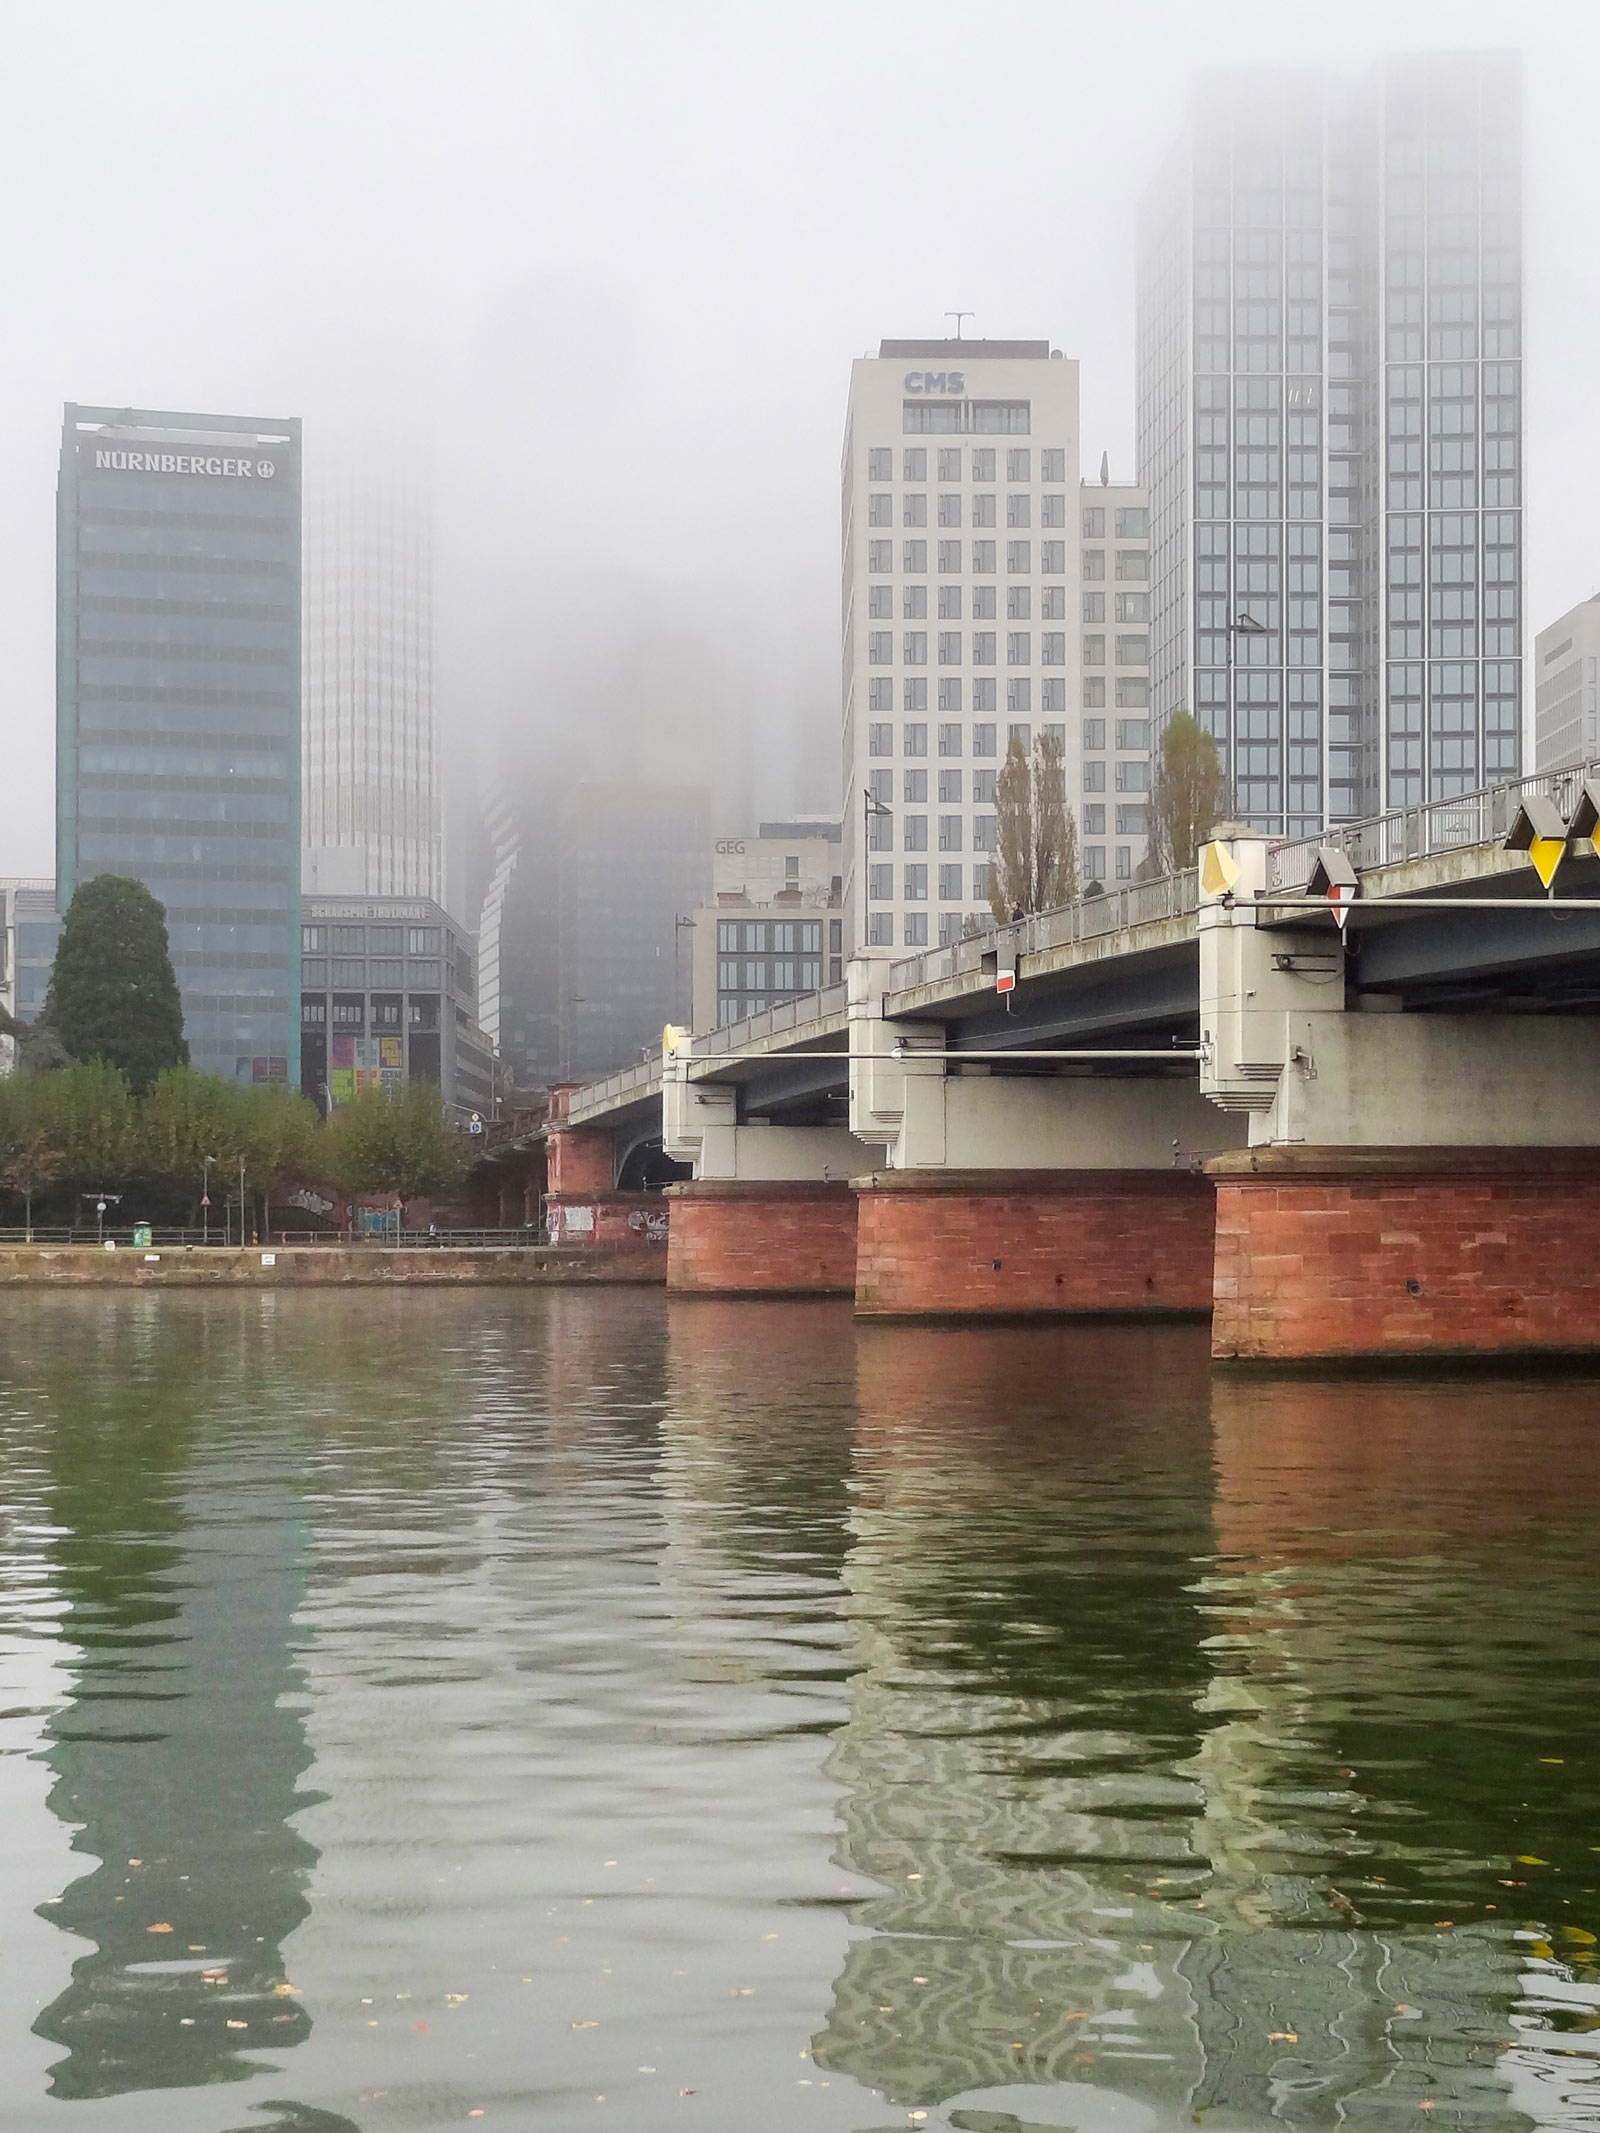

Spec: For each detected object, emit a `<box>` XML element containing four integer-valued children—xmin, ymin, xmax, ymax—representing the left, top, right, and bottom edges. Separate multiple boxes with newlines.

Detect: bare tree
<box><xmin>988</xmin><ymin>731</ymin><xmax>1079</xmax><ymax>923</ymax></box>
<box><xmin>1148</xmin><ymin>711</ymin><xmax>1230</xmax><ymax>875</ymax></box>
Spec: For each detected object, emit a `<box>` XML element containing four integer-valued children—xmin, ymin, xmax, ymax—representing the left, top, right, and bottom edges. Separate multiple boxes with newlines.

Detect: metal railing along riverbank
<box><xmin>0</xmin><ymin>1227</ymin><xmax>552</xmax><ymax>1250</ymax></box>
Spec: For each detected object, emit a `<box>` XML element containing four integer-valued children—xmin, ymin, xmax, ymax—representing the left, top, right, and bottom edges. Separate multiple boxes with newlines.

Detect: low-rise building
<box><xmin>690</xmin><ymin>822</ymin><xmax>843</xmax><ymax>1032</ymax></box>
<box><xmin>0</xmin><ymin>881</ymin><xmax>62</xmax><ymax>1069</ymax></box>
<box><xmin>299</xmin><ymin>893</ymin><xmax>493</xmax><ymax>1123</ymax></box>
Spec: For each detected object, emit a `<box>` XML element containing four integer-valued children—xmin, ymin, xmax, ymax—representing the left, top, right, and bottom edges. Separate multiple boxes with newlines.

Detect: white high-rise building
<box><xmin>302</xmin><ymin>439</ymin><xmax>441</xmax><ymax>900</ymax></box>
<box><xmin>842</xmin><ymin>340</ymin><xmax>1151</xmax><ymax>951</ymax></box>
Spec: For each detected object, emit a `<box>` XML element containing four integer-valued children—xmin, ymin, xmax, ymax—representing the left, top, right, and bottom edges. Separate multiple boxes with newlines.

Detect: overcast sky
<box><xmin>2</xmin><ymin>0</ymin><xmax>1595</xmax><ymax>891</ymax></box>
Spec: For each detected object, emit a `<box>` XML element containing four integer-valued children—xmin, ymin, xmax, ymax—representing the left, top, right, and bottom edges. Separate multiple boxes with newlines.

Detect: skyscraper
<box><xmin>57</xmin><ymin>406</ymin><xmax>302</xmax><ymax>1085</ymax></box>
<box><xmin>301</xmin><ymin>439</ymin><xmax>440</xmax><ymax>900</ymax></box>
<box><xmin>841</xmin><ymin>342</ymin><xmax>1085</xmax><ymax>953</ymax></box>
<box><xmin>1137</xmin><ymin>54</ymin><xmax>1523</xmax><ymax>834</ymax></box>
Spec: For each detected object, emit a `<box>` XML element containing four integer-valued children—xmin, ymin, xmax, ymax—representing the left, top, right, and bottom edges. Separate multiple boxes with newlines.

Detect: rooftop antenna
<box><xmin>945</xmin><ymin>311</ymin><xmax>973</xmax><ymax>340</ymax></box>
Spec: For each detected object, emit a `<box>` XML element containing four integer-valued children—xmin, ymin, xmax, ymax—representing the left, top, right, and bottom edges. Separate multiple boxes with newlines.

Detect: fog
<box><xmin>1</xmin><ymin>0</ymin><xmax>1595</xmax><ymax>903</ymax></box>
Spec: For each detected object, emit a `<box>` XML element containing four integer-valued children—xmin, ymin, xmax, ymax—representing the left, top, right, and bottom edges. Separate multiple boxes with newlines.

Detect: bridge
<box><xmin>544</xmin><ymin>761</ymin><xmax>1600</xmax><ymax>1365</ymax></box>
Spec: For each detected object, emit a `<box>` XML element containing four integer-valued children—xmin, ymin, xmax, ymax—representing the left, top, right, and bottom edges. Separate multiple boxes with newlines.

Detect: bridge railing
<box><xmin>1266</xmin><ymin>759</ymin><xmax>1600</xmax><ymax>891</ymax></box>
<box><xmin>694</xmin><ymin>982</ymin><xmax>849</xmax><ymax>1059</ymax></box>
<box><xmin>886</xmin><ymin>868</ymin><xmax>1201</xmax><ymax>992</ymax></box>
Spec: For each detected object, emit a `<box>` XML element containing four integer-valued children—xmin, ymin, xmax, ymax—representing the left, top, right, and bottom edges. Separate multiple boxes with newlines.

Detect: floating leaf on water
<box><xmin>146</xmin><ymin>1923</ymin><xmax>173</xmax><ymax>1934</ymax></box>
<box><xmin>1518</xmin><ymin>1856</ymin><xmax>1549</xmax><ymax>1866</ymax></box>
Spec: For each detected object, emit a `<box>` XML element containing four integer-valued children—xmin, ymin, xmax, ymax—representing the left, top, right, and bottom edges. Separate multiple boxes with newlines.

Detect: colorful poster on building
<box><xmin>379</xmin><ymin>1034</ymin><xmax>404</xmax><ymax>1093</ymax></box>
<box><xmin>353</xmin><ymin>1037</ymin><xmax>384</xmax><ymax>1096</ymax></box>
<box><xmin>330</xmin><ymin>1034</ymin><xmax>357</xmax><ymax>1110</ymax></box>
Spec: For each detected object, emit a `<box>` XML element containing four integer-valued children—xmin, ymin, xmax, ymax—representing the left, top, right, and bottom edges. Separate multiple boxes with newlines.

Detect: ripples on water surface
<box><xmin>0</xmin><ymin>1291</ymin><xmax>1595</xmax><ymax>2131</ymax></box>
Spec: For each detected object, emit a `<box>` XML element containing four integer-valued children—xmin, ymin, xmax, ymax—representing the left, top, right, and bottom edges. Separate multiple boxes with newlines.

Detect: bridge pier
<box><xmin>1199</xmin><ymin>826</ymin><xmax>1600</xmax><ymax>1362</ymax></box>
<box><xmin>853</xmin><ymin>1168</ymin><xmax>1217</xmax><ymax>1319</ymax></box>
<box><xmin>664</xmin><ymin>1180</ymin><xmax>858</xmax><ymax>1296</ymax></box>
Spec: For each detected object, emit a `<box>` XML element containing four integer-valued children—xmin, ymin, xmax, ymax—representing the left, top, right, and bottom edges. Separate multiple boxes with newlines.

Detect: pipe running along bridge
<box><xmin>543</xmin><ymin>762</ymin><xmax>1600</xmax><ymax>1363</ymax></box>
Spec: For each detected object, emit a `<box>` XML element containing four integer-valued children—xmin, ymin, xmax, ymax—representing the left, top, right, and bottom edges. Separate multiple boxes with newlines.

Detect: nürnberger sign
<box><xmin>92</xmin><ymin>448</ymin><xmax>277</xmax><ymax>478</ymax></box>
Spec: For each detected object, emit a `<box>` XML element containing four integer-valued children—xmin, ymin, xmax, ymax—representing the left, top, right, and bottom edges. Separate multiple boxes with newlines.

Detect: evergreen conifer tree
<box><xmin>47</xmin><ymin>877</ymin><xmax>188</xmax><ymax>1095</ymax></box>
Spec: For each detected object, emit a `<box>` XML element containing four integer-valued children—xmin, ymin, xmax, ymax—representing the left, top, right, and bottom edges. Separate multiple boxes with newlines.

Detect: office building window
<box><xmin>1042</xmin><ymin>540</ymin><xmax>1065</xmax><ymax>573</ymax></box>
<box><xmin>973</xmin><ymin>724</ymin><xmax>996</xmax><ymax>759</ymax></box>
<box><xmin>973</xmin><ymin>679</ymin><xmax>997</xmax><ymax>715</ymax></box>
<box><xmin>868</xmin><ymin>539</ymin><xmax>892</xmax><ymax>572</ymax></box>
<box><xmin>938</xmin><ymin>584</ymin><xmax>962</xmax><ymax>620</ymax></box>
<box><xmin>973</xmin><ymin>815</ymin><xmax>997</xmax><ymax>851</ymax></box>
<box><xmin>869</xmin><ymin>631</ymin><xmax>892</xmax><ymax>665</ymax></box>
<box><xmin>1041</xmin><ymin>632</ymin><xmax>1066</xmax><ymax>666</ymax></box>
<box><xmin>867</xmin><ymin>912</ymin><xmax>893</xmax><ymax>946</ymax></box>
<box><xmin>1115</xmin><ymin>549</ymin><xmax>1148</xmax><ymax>580</ymax></box>
<box><xmin>1083</xmin><ymin>761</ymin><xmax>1106</xmax><ymax>792</ymax></box>
<box><xmin>1115</xmin><ymin>677</ymin><xmax>1149</xmax><ymax>708</ymax></box>
<box><xmin>1006</xmin><ymin>448</ymin><xmax>1031</xmax><ymax>482</ymax></box>
<box><xmin>1116</xmin><ymin>846</ymin><xmax>1132</xmax><ymax>880</ymax></box>
<box><xmin>1115</xmin><ymin>719</ymin><xmax>1150</xmax><ymax>751</ymax></box>
<box><xmin>938</xmin><ymin>766</ymin><xmax>962</xmax><ymax>801</ymax></box>
<box><xmin>938</xmin><ymin>864</ymin><xmax>963</xmax><ymax>901</ymax></box>
<box><xmin>301</xmin><ymin>925</ymin><xmax>323</xmax><ymax>952</ymax></box>
<box><xmin>973</xmin><ymin>586</ymin><xmax>997</xmax><ymax>620</ymax></box>
<box><xmin>1007</xmin><ymin>585</ymin><xmax>1031</xmax><ymax>621</ymax></box>
<box><xmin>1084</xmin><ymin>846</ymin><xmax>1106</xmax><ymax>880</ymax></box>
<box><xmin>972</xmin><ymin>448</ymin><xmax>996</xmax><ymax>481</ymax></box>
<box><xmin>301</xmin><ymin>995</ymin><xmax>326</xmax><ymax>1028</ymax></box>
<box><xmin>1083</xmin><ymin>718</ymin><xmax>1106</xmax><ymax>751</ymax></box>
<box><xmin>972</xmin><ymin>493</ymin><xmax>996</xmax><ymax>527</ymax></box>
<box><xmin>902</xmin><ymin>815</ymin><xmax>928</xmax><ymax>852</ymax></box>
<box><xmin>1082</xmin><ymin>803</ymin><xmax>1105</xmax><ymax>834</ymax></box>
<box><xmin>903</xmin><ymin>676</ymin><xmax>927</xmax><ymax>711</ymax></box>
<box><xmin>1043</xmin><ymin>722</ymin><xmax>1065</xmax><ymax>752</ymax></box>
<box><xmin>938</xmin><ymin>631</ymin><xmax>962</xmax><ymax>665</ymax></box>
<box><xmin>1040</xmin><ymin>448</ymin><xmax>1066</xmax><ymax>481</ymax></box>
<box><xmin>903</xmin><ymin>721</ymin><xmax>927</xmax><ymax>756</ymax></box>
<box><xmin>1082</xmin><ymin>548</ymin><xmax>1105</xmax><ymax>580</ymax></box>
<box><xmin>903</xmin><ymin>632</ymin><xmax>927</xmax><ymax>667</ymax></box>
<box><xmin>903</xmin><ymin>494</ymin><xmax>927</xmax><ymax>527</ymax></box>
<box><xmin>904</xmin><ymin>864</ymin><xmax>927</xmax><ymax>900</ymax></box>
<box><xmin>938</xmin><ymin>539</ymin><xmax>962</xmax><ymax>572</ymax></box>
<box><xmin>939</xmin><ymin>911</ymin><xmax>963</xmax><ymax>945</ymax></box>
<box><xmin>406</xmin><ymin>928</ymin><xmax>440</xmax><ymax>954</ymax></box>
<box><xmin>972</xmin><ymin>539</ymin><xmax>996</xmax><ymax>573</ymax></box>
<box><xmin>868</xmin><ymin>864</ymin><xmax>893</xmax><ymax>900</ymax></box>
<box><xmin>903</xmin><ymin>912</ymin><xmax>928</xmax><ymax>947</ymax></box>
<box><xmin>938</xmin><ymin>814</ymin><xmax>963</xmax><ymax>850</ymax></box>
<box><xmin>1007</xmin><ymin>493</ymin><xmax>1031</xmax><ymax>528</ymax></box>
<box><xmin>938</xmin><ymin>678</ymin><xmax>962</xmax><ymax>714</ymax></box>
<box><xmin>1008</xmin><ymin>723</ymin><xmax>1031</xmax><ymax>756</ymax></box>
<box><xmin>938</xmin><ymin>723</ymin><xmax>962</xmax><ymax>758</ymax></box>
<box><xmin>938</xmin><ymin>447</ymin><xmax>962</xmax><ymax>480</ymax></box>
<box><xmin>972</xmin><ymin>865</ymin><xmax>990</xmax><ymax>903</ymax></box>
<box><xmin>902</xmin><ymin>584</ymin><xmax>927</xmax><ymax>619</ymax></box>
<box><xmin>903</xmin><ymin>447</ymin><xmax>927</xmax><ymax>481</ymax></box>
<box><xmin>1083</xmin><ymin>507</ymin><xmax>1105</xmax><ymax>538</ymax></box>
<box><xmin>1007</xmin><ymin>633</ymin><xmax>1031</xmax><ymax>668</ymax></box>
<box><xmin>868</xmin><ymin>584</ymin><xmax>893</xmax><ymax>619</ymax></box>
<box><xmin>973</xmin><ymin>631</ymin><xmax>996</xmax><ymax>665</ymax></box>
<box><xmin>869</xmin><ymin>494</ymin><xmax>892</xmax><ymax>526</ymax></box>
<box><xmin>1040</xmin><ymin>584</ymin><xmax>1066</xmax><ymax>622</ymax></box>
<box><xmin>1083</xmin><ymin>635</ymin><xmax>1105</xmax><ymax>666</ymax></box>
<box><xmin>1007</xmin><ymin>540</ymin><xmax>1031</xmax><ymax>573</ymax></box>
<box><xmin>1116</xmin><ymin>635</ymin><xmax>1149</xmax><ymax>666</ymax></box>
<box><xmin>868</xmin><ymin>676</ymin><xmax>892</xmax><ymax>711</ymax></box>
<box><xmin>1115</xmin><ymin>760</ymin><xmax>1150</xmax><ymax>792</ymax></box>
<box><xmin>868</xmin><ymin>722</ymin><xmax>892</xmax><ymax>757</ymax></box>
<box><xmin>1115</xmin><ymin>805</ymin><xmax>1147</xmax><ymax>835</ymax></box>
<box><xmin>903</xmin><ymin>768</ymin><xmax>928</xmax><ymax>804</ymax></box>
<box><xmin>938</xmin><ymin>493</ymin><xmax>962</xmax><ymax>526</ymax></box>
<box><xmin>903</xmin><ymin>539</ymin><xmax>927</xmax><ymax>573</ymax></box>
<box><xmin>1115</xmin><ymin>507</ymin><xmax>1148</xmax><ymax>538</ymax></box>
<box><xmin>868</xmin><ymin>448</ymin><xmax>892</xmax><ymax>479</ymax></box>
<box><xmin>1041</xmin><ymin>493</ymin><xmax>1066</xmax><ymax>528</ymax></box>
<box><xmin>1115</xmin><ymin>592</ymin><xmax>1149</xmax><ymax>623</ymax></box>
<box><xmin>1083</xmin><ymin>677</ymin><xmax>1106</xmax><ymax>707</ymax></box>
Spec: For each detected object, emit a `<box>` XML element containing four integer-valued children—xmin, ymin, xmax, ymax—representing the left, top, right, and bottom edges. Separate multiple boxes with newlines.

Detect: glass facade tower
<box><xmin>1136</xmin><ymin>54</ymin><xmax>1523</xmax><ymax>833</ymax></box>
<box><xmin>57</xmin><ymin>406</ymin><xmax>302</xmax><ymax>1085</ymax></box>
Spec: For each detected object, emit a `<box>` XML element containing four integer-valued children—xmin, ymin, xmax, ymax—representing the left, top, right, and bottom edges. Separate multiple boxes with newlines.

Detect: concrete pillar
<box><xmin>854</xmin><ymin>1169</ymin><xmax>1217</xmax><ymax>1318</ymax></box>
<box><xmin>664</xmin><ymin>1180</ymin><xmax>858</xmax><ymax>1296</ymax></box>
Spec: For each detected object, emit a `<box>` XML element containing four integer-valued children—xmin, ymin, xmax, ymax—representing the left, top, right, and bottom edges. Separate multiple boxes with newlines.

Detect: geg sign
<box><xmin>903</xmin><ymin>371</ymin><xmax>965</xmax><ymax>395</ymax></box>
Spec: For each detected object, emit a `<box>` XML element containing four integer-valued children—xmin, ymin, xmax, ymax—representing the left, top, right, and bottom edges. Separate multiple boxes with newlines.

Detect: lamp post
<box><xmin>1225</xmin><ymin>608</ymin><xmax>1270</xmax><ymax>827</ymax></box>
<box><xmin>863</xmin><ymin>786</ymin><xmax>893</xmax><ymax>941</ymax></box>
<box><xmin>239</xmin><ymin>1152</ymin><xmax>248</xmax><ymax>1247</ymax></box>
<box><xmin>202</xmin><ymin>1154</ymin><xmax>215</xmax><ymax>1246</ymax></box>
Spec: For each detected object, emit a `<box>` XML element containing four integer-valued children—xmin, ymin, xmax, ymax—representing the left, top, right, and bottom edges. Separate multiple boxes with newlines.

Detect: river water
<box><xmin>0</xmin><ymin>1291</ymin><xmax>1595</xmax><ymax>2133</ymax></box>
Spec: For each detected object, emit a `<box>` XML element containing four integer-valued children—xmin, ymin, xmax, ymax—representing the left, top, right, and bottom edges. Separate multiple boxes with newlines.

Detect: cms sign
<box><xmin>904</xmin><ymin>371</ymin><xmax>965</xmax><ymax>394</ymax></box>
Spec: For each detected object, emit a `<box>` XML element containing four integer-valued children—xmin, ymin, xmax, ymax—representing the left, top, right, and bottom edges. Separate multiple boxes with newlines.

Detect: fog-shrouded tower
<box><xmin>1137</xmin><ymin>53</ymin><xmax>1523</xmax><ymax>836</ymax></box>
<box><xmin>302</xmin><ymin>437</ymin><xmax>440</xmax><ymax>901</ymax></box>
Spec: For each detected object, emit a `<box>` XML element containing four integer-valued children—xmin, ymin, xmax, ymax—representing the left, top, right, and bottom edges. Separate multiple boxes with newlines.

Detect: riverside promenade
<box><xmin>0</xmin><ymin>1244</ymin><xmax>665</xmax><ymax>1288</ymax></box>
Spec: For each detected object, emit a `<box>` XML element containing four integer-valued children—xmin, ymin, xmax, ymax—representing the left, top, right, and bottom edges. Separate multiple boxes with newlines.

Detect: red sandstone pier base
<box><xmin>1210</xmin><ymin>1146</ymin><xmax>1600</xmax><ymax>1362</ymax></box>
<box><xmin>664</xmin><ymin>1180</ymin><xmax>858</xmax><ymax>1295</ymax></box>
<box><xmin>852</xmin><ymin>1169</ymin><xmax>1217</xmax><ymax>1318</ymax></box>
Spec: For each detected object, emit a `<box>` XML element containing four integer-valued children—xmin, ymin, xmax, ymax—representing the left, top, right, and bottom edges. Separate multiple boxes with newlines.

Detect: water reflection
<box><xmin>21</xmin><ymin>1304</ymin><xmax>321</xmax><ymax>2100</ymax></box>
